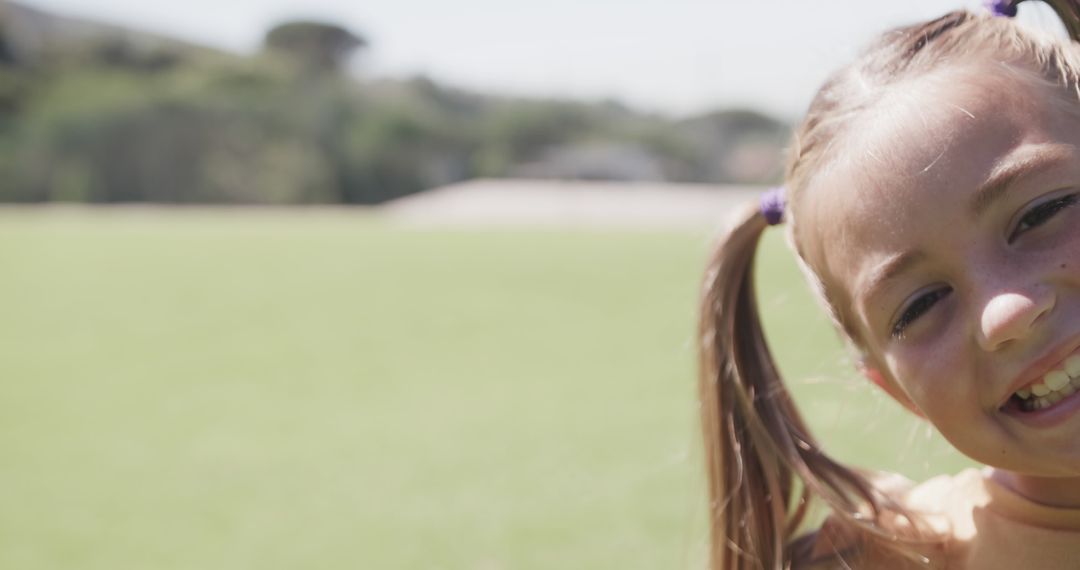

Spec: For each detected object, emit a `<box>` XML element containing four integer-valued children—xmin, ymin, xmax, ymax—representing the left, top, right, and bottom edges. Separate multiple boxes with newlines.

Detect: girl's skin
<box><xmin>795</xmin><ymin>63</ymin><xmax>1080</xmax><ymax>508</ymax></box>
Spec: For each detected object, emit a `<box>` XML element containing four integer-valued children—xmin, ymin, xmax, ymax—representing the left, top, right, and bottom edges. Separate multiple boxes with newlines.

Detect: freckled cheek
<box><xmin>1065</xmin><ymin>226</ymin><xmax>1080</xmax><ymax>277</ymax></box>
<box><xmin>1036</xmin><ymin>221</ymin><xmax>1080</xmax><ymax>288</ymax></box>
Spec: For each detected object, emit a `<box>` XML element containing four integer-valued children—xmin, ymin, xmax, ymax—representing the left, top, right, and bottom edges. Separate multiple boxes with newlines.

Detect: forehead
<box><xmin>796</xmin><ymin>66</ymin><xmax>1076</xmax><ymax>329</ymax></box>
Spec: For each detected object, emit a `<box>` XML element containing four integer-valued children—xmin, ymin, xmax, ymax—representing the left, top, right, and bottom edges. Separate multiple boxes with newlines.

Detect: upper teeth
<box><xmin>1015</xmin><ymin>356</ymin><xmax>1080</xmax><ymax>409</ymax></box>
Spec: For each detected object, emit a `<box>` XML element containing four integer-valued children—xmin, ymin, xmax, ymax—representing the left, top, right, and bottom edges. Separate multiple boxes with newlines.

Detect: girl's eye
<box><xmin>1008</xmin><ymin>193</ymin><xmax>1078</xmax><ymax>243</ymax></box>
<box><xmin>891</xmin><ymin>287</ymin><xmax>952</xmax><ymax>339</ymax></box>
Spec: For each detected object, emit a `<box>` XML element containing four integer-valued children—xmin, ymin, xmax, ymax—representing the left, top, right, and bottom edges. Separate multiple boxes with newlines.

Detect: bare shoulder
<box><xmin>797</xmin><ymin>471</ymin><xmax>963</xmax><ymax>569</ymax></box>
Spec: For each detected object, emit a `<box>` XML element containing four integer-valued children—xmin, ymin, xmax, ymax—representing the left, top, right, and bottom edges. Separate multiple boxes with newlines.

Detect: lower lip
<box><xmin>1003</xmin><ymin>387</ymin><xmax>1080</xmax><ymax>428</ymax></box>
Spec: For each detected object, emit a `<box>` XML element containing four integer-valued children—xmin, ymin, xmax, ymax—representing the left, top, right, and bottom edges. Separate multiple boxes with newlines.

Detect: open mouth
<box><xmin>1007</xmin><ymin>356</ymin><xmax>1080</xmax><ymax>413</ymax></box>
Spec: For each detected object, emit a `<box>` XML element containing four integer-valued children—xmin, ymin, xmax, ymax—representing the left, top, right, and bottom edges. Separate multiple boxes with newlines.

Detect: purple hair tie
<box><xmin>986</xmin><ymin>0</ymin><xmax>1018</xmax><ymax>17</ymax></box>
<box><xmin>760</xmin><ymin>187</ymin><xmax>786</xmax><ymax>226</ymax></box>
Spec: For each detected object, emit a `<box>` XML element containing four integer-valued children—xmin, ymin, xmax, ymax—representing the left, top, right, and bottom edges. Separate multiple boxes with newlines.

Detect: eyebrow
<box><xmin>859</xmin><ymin>250</ymin><xmax>927</xmax><ymax>310</ymax></box>
<box><xmin>970</xmin><ymin>144</ymin><xmax>1076</xmax><ymax>217</ymax></box>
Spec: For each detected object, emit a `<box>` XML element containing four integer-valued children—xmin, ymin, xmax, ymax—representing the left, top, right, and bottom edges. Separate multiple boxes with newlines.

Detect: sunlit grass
<box><xmin>0</xmin><ymin>208</ymin><xmax>971</xmax><ymax>569</ymax></box>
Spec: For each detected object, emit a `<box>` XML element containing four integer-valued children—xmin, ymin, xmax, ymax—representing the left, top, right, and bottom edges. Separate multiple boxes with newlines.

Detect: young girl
<box><xmin>699</xmin><ymin>1</ymin><xmax>1080</xmax><ymax>568</ymax></box>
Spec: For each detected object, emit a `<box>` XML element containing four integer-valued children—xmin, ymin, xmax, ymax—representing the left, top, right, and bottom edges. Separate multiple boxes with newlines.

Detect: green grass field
<box><xmin>0</xmin><ymin>209</ymin><xmax>972</xmax><ymax>569</ymax></box>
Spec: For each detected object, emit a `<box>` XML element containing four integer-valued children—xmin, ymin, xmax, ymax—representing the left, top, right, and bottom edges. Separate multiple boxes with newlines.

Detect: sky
<box><xmin>15</xmin><ymin>0</ymin><xmax>1069</xmax><ymax>119</ymax></box>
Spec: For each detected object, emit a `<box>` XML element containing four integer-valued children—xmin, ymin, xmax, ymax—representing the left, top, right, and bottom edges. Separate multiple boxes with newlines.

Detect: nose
<box><xmin>978</xmin><ymin>288</ymin><xmax>1056</xmax><ymax>351</ymax></box>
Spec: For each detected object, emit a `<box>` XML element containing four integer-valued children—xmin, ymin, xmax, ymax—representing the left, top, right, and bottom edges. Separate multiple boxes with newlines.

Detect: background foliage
<box><xmin>0</xmin><ymin>1</ymin><xmax>789</xmax><ymax>204</ymax></box>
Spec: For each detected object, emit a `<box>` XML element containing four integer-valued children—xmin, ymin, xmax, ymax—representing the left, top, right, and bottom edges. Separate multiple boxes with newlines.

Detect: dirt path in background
<box><xmin>0</xmin><ymin>179</ymin><xmax>766</xmax><ymax>231</ymax></box>
<box><xmin>381</xmin><ymin>179</ymin><xmax>765</xmax><ymax>230</ymax></box>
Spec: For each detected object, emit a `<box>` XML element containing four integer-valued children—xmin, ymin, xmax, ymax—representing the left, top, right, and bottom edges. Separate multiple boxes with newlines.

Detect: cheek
<box><xmin>888</xmin><ymin>342</ymin><xmax>1005</xmax><ymax>461</ymax></box>
<box><xmin>886</xmin><ymin>340</ymin><xmax>971</xmax><ymax>413</ymax></box>
<box><xmin>1044</xmin><ymin>209</ymin><xmax>1080</xmax><ymax>257</ymax></box>
<box><xmin>1065</xmin><ymin>221</ymin><xmax>1080</xmax><ymax>268</ymax></box>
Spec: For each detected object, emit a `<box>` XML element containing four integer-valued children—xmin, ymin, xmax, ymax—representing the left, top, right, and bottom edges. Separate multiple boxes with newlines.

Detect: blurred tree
<box><xmin>0</xmin><ymin>29</ymin><xmax>14</xmax><ymax>66</ymax></box>
<box><xmin>85</xmin><ymin>37</ymin><xmax>182</xmax><ymax>73</ymax></box>
<box><xmin>262</xmin><ymin>21</ymin><xmax>366</xmax><ymax>73</ymax></box>
<box><xmin>0</xmin><ymin>2</ymin><xmax>792</xmax><ymax>204</ymax></box>
<box><xmin>679</xmin><ymin>109</ymin><xmax>788</xmax><ymax>184</ymax></box>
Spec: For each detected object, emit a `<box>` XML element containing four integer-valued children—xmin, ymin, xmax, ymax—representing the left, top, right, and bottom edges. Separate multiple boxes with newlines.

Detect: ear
<box><xmin>859</xmin><ymin>363</ymin><xmax>924</xmax><ymax>418</ymax></box>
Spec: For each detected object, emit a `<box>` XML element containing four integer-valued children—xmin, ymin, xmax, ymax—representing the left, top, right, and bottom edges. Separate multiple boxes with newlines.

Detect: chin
<box><xmin>969</xmin><ymin>444</ymin><xmax>1080</xmax><ymax>477</ymax></box>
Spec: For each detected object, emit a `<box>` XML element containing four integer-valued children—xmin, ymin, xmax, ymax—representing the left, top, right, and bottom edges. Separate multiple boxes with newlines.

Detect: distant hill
<box><xmin>0</xmin><ymin>0</ymin><xmax>223</xmax><ymax>68</ymax></box>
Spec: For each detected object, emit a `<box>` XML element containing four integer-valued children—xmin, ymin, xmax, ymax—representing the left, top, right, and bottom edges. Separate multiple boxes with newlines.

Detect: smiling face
<box><xmin>796</xmin><ymin>65</ymin><xmax>1080</xmax><ymax>476</ymax></box>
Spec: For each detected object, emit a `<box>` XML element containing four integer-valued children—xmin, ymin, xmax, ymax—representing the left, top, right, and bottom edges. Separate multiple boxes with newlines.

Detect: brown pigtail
<box><xmin>699</xmin><ymin>203</ymin><xmax>785</xmax><ymax>570</ymax></box>
<box><xmin>698</xmin><ymin>204</ymin><xmax>935</xmax><ymax>569</ymax></box>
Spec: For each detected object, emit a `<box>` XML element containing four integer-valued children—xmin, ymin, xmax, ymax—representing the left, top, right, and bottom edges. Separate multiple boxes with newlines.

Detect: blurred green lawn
<box><xmin>0</xmin><ymin>209</ymin><xmax>972</xmax><ymax>570</ymax></box>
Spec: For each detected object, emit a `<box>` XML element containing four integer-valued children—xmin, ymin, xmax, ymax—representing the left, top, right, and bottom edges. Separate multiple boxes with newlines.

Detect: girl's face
<box><xmin>797</xmin><ymin>66</ymin><xmax>1080</xmax><ymax>477</ymax></box>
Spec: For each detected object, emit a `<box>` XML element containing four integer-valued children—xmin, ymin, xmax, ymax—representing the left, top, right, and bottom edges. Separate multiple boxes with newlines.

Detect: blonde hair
<box><xmin>698</xmin><ymin>2</ymin><xmax>1080</xmax><ymax>569</ymax></box>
